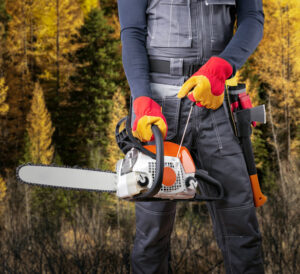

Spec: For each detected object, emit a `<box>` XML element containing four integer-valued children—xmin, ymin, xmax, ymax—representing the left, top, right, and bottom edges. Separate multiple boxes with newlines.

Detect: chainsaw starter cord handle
<box><xmin>135</xmin><ymin>125</ymin><xmax>164</xmax><ymax>199</ymax></box>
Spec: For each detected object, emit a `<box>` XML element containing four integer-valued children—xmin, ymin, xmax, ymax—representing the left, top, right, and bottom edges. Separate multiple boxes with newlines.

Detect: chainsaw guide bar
<box><xmin>17</xmin><ymin>163</ymin><xmax>117</xmax><ymax>193</ymax></box>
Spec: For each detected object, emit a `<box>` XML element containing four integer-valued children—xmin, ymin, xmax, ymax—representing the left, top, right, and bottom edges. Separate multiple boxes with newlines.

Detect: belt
<box><xmin>149</xmin><ymin>59</ymin><xmax>202</xmax><ymax>77</ymax></box>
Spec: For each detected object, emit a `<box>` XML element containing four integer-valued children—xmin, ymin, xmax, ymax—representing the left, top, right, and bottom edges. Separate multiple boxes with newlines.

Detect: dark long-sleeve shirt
<box><xmin>118</xmin><ymin>0</ymin><xmax>264</xmax><ymax>98</ymax></box>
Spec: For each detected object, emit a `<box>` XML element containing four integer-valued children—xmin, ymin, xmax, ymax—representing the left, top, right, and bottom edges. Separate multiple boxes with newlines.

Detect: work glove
<box><xmin>177</xmin><ymin>56</ymin><xmax>233</xmax><ymax>110</ymax></box>
<box><xmin>132</xmin><ymin>96</ymin><xmax>168</xmax><ymax>142</ymax></box>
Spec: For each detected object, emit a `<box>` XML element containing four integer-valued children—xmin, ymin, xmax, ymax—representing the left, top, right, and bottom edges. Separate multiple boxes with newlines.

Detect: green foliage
<box><xmin>57</xmin><ymin>8</ymin><xmax>122</xmax><ymax>167</ymax></box>
<box><xmin>100</xmin><ymin>0</ymin><xmax>118</xmax><ymax>17</ymax></box>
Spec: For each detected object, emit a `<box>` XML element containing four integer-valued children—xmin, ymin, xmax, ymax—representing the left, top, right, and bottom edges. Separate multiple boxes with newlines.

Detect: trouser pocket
<box><xmin>154</xmin><ymin>97</ymin><xmax>180</xmax><ymax>141</ymax></box>
<box><xmin>151</xmin><ymin>83</ymin><xmax>181</xmax><ymax>141</ymax></box>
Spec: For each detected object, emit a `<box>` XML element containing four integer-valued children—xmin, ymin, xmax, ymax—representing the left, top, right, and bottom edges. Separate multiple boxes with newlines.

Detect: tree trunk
<box><xmin>56</xmin><ymin>0</ymin><xmax>60</xmax><ymax>93</ymax></box>
<box><xmin>267</xmin><ymin>93</ymin><xmax>285</xmax><ymax>191</ymax></box>
<box><xmin>286</xmin><ymin>4</ymin><xmax>291</xmax><ymax>163</ymax></box>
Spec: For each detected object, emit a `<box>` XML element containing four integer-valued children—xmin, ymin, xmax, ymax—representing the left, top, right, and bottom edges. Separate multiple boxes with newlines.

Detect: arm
<box><xmin>117</xmin><ymin>0</ymin><xmax>150</xmax><ymax>99</ymax></box>
<box><xmin>219</xmin><ymin>0</ymin><xmax>264</xmax><ymax>74</ymax></box>
<box><xmin>178</xmin><ymin>0</ymin><xmax>264</xmax><ymax>109</ymax></box>
<box><xmin>118</xmin><ymin>0</ymin><xmax>167</xmax><ymax>142</ymax></box>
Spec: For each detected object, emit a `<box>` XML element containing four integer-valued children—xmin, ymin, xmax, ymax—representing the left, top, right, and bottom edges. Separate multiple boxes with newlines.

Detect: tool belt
<box><xmin>149</xmin><ymin>59</ymin><xmax>202</xmax><ymax>77</ymax></box>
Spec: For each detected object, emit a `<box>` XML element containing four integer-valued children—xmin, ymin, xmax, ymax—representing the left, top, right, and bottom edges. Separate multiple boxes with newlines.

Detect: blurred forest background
<box><xmin>0</xmin><ymin>0</ymin><xmax>299</xmax><ymax>273</ymax></box>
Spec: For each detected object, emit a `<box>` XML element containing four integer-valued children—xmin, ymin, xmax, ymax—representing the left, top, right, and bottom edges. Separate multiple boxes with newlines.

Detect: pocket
<box><xmin>205</xmin><ymin>0</ymin><xmax>236</xmax><ymax>53</ymax></box>
<box><xmin>210</xmin><ymin>110</ymin><xmax>242</xmax><ymax>156</ymax></box>
<box><xmin>154</xmin><ymin>97</ymin><xmax>181</xmax><ymax>141</ymax></box>
<box><xmin>148</xmin><ymin>0</ymin><xmax>192</xmax><ymax>48</ymax></box>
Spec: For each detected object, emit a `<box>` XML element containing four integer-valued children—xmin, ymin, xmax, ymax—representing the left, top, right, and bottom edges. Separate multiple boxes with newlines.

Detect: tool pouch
<box><xmin>226</xmin><ymin>83</ymin><xmax>256</xmax><ymax>128</ymax></box>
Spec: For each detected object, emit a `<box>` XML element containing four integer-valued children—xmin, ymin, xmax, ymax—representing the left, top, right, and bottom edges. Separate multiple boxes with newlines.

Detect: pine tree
<box><xmin>0</xmin><ymin>22</ymin><xmax>8</xmax><ymax>76</ymax></box>
<box><xmin>32</xmin><ymin>0</ymin><xmax>83</xmax><ymax>92</ymax></box>
<box><xmin>0</xmin><ymin>77</ymin><xmax>8</xmax><ymax>115</ymax></box>
<box><xmin>58</xmin><ymin>8</ymin><xmax>122</xmax><ymax>166</ymax></box>
<box><xmin>27</xmin><ymin>82</ymin><xmax>55</xmax><ymax>164</ymax></box>
<box><xmin>0</xmin><ymin>1</ymin><xmax>34</xmax><ymax>169</ymax></box>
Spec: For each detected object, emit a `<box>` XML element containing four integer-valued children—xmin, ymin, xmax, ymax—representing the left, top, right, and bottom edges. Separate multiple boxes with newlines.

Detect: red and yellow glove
<box><xmin>132</xmin><ymin>96</ymin><xmax>168</xmax><ymax>142</ymax></box>
<box><xmin>177</xmin><ymin>57</ymin><xmax>233</xmax><ymax>110</ymax></box>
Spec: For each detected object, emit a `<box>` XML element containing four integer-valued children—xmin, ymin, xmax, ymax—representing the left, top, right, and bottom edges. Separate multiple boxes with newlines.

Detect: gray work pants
<box><xmin>131</xmin><ymin>84</ymin><xmax>264</xmax><ymax>274</ymax></box>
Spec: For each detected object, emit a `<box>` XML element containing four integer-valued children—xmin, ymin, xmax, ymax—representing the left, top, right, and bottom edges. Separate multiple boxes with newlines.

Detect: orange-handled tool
<box><xmin>250</xmin><ymin>174</ymin><xmax>267</xmax><ymax>207</ymax></box>
<box><xmin>233</xmin><ymin>105</ymin><xmax>267</xmax><ymax>207</ymax></box>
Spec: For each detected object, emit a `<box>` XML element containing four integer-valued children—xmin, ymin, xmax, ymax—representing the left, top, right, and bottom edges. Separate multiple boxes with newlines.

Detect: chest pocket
<box><xmin>147</xmin><ymin>0</ymin><xmax>192</xmax><ymax>48</ymax></box>
<box><xmin>205</xmin><ymin>0</ymin><xmax>236</xmax><ymax>54</ymax></box>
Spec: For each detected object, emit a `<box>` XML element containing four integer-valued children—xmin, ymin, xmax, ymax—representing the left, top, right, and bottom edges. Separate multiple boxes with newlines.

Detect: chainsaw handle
<box><xmin>125</xmin><ymin>115</ymin><xmax>157</xmax><ymax>159</ymax></box>
<box><xmin>193</xmin><ymin>169</ymin><xmax>224</xmax><ymax>201</ymax></box>
<box><xmin>135</xmin><ymin>125</ymin><xmax>164</xmax><ymax>199</ymax></box>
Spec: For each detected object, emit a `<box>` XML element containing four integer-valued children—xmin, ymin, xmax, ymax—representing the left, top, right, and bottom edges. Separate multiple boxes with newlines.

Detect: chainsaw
<box><xmin>17</xmin><ymin>104</ymin><xmax>224</xmax><ymax>202</ymax></box>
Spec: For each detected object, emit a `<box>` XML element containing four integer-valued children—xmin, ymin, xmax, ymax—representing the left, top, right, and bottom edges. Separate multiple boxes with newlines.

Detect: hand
<box><xmin>177</xmin><ymin>57</ymin><xmax>233</xmax><ymax>110</ymax></box>
<box><xmin>132</xmin><ymin>96</ymin><xmax>168</xmax><ymax>142</ymax></box>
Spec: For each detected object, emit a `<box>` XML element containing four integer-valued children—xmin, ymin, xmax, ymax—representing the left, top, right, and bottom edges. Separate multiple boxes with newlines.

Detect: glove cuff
<box><xmin>132</xmin><ymin>96</ymin><xmax>168</xmax><ymax>141</ymax></box>
<box><xmin>194</xmin><ymin>56</ymin><xmax>233</xmax><ymax>96</ymax></box>
<box><xmin>133</xmin><ymin>96</ymin><xmax>162</xmax><ymax>116</ymax></box>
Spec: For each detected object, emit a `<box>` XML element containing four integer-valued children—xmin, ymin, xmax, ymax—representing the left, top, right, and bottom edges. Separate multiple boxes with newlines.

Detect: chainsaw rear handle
<box><xmin>192</xmin><ymin>169</ymin><xmax>224</xmax><ymax>201</ymax></box>
<box><xmin>125</xmin><ymin>113</ymin><xmax>157</xmax><ymax>159</ymax></box>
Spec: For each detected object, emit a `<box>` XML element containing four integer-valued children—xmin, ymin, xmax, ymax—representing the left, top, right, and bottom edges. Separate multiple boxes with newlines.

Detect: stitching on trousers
<box><xmin>211</xmin><ymin>110</ymin><xmax>223</xmax><ymax>150</ymax></box>
<box><xmin>218</xmin><ymin>202</ymin><xmax>253</xmax><ymax>212</ymax></box>
<box><xmin>136</xmin><ymin>203</ymin><xmax>176</xmax><ymax>216</ymax></box>
<box><xmin>218</xmin><ymin>208</ymin><xmax>234</xmax><ymax>274</ymax></box>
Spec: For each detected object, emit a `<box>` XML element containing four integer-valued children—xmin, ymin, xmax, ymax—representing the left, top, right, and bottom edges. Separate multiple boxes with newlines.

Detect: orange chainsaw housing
<box><xmin>144</xmin><ymin>142</ymin><xmax>196</xmax><ymax>187</ymax></box>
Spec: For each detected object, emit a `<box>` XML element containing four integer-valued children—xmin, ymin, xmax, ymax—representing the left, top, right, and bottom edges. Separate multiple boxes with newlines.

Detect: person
<box><xmin>117</xmin><ymin>0</ymin><xmax>265</xmax><ymax>273</ymax></box>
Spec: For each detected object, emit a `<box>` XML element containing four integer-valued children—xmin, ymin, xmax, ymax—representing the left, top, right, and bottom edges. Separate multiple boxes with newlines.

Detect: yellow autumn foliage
<box><xmin>31</xmin><ymin>0</ymin><xmax>83</xmax><ymax>90</ymax></box>
<box><xmin>0</xmin><ymin>176</ymin><xmax>6</xmax><ymax>202</ymax></box>
<box><xmin>104</xmin><ymin>90</ymin><xmax>128</xmax><ymax>171</ymax></box>
<box><xmin>0</xmin><ymin>77</ymin><xmax>9</xmax><ymax>115</ymax></box>
<box><xmin>252</xmin><ymin>0</ymin><xmax>300</xmax><ymax>157</ymax></box>
<box><xmin>27</xmin><ymin>82</ymin><xmax>55</xmax><ymax>164</ymax></box>
<box><xmin>77</xmin><ymin>0</ymin><xmax>99</xmax><ymax>15</ymax></box>
<box><xmin>0</xmin><ymin>176</ymin><xmax>7</xmax><ymax>216</ymax></box>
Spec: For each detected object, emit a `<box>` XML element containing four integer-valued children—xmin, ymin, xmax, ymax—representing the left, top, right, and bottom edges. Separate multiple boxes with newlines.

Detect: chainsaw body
<box><xmin>116</xmin><ymin>142</ymin><xmax>198</xmax><ymax>200</ymax></box>
<box><xmin>114</xmin><ymin>114</ymin><xmax>224</xmax><ymax>202</ymax></box>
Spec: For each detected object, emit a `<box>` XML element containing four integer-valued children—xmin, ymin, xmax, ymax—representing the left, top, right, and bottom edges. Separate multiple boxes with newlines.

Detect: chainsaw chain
<box><xmin>16</xmin><ymin>163</ymin><xmax>116</xmax><ymax>193</ymax></box>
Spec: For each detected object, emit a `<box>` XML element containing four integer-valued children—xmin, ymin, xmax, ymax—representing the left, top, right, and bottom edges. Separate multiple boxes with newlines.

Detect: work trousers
<box><xmin>131</xmin><ymin>83</ymin><xmax>264</xmax><ymax>274</ymax></box>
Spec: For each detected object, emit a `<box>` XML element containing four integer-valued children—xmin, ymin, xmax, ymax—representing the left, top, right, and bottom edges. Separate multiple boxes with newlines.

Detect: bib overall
<box><xmin>132</xmin><ymin>1</ymin><xmax>264</xmax><ymax>273</ymax></box>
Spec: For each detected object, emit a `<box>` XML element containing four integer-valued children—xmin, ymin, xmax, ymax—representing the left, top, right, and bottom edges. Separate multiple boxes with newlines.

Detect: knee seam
<box><xmin>136</xmin><ymin>203</ymin><xmax>176</xmax><ymax>216</ymax></box>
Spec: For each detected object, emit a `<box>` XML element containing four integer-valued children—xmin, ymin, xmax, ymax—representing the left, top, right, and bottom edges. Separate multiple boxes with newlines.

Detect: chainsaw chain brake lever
<box><xmin>186</xmin><ymin>170</ymin><xmax>224</xmax><ymax>201</ymax></box>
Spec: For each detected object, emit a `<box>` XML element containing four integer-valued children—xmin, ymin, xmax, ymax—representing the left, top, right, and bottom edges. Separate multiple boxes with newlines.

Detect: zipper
<box><xmin>211</xmin><ymin>111</ymin><xmax>223</xmax><ymax>150</ymax></box>
<box><xmin>199</xmin><ymin>1</ymin><xmax>204</xmax><ymax>61</ymax></box>
<box><xmin>187</xmin><ymin>0</ymin><xmax>192</xmax><ymax>42</ymax></box>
